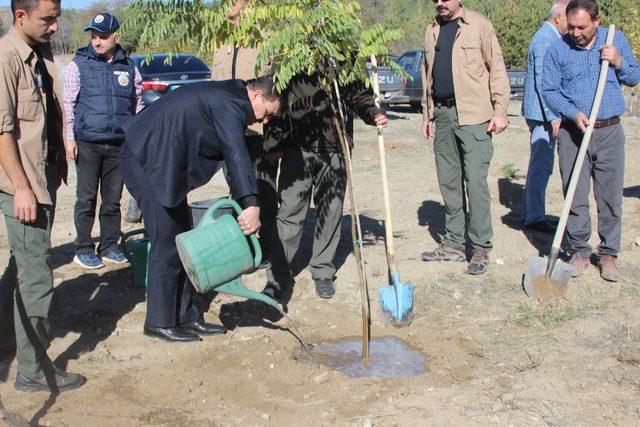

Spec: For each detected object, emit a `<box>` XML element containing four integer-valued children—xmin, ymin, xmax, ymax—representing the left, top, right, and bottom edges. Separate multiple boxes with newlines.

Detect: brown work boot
<box><xmin>597</xmin><ymin>255</ymin><xmax>620</xmax><ymax>282</ymax></box>
<box><xmin>569</xmin><ymin>253</ymin><xmax>590</xmax><ymax>277</ymax></box>
<box><xmin>421</xmin><ymin>243</ymin><xmax>465</xmax><ymax>262</ymax></box>
<box><xmin>467</xmin><ymin>248</ymin><xmax>489</xmax><ymax>275</ymax></box>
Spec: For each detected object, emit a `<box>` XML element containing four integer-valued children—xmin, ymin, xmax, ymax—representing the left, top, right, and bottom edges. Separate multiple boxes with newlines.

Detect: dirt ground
<box><xmin>2</xmin><ymin>100</ymin><xmax>640</xmax><ymax>426</ymax></box>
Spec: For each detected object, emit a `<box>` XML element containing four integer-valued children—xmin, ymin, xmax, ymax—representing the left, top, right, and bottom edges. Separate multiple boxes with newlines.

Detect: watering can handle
<box><xmin>202</xmin><ymin>198</ymin><xmax>263</xmax><ymax>269</ymax></box>
<box><xmin>120</xmin><ymin>228</ymin><xmax>148</xmax><ymax>251</ymax></box>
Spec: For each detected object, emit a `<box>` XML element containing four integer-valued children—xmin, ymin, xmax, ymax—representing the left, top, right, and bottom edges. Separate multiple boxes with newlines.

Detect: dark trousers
<box><xmin>120</xmin><ymin>148</ymin><xmax>200</xmax><ymax>328</ymax></box>
<box><xmin>225</xmin><ymin>135</ymin><xmax>278</xmax><ymax>260</ymax></box>
<box><xmin>73</xmin><ymin>140</ymin><xmax>124</xmax><ymax>255</ymax></box>
<box><xmin>557</xmin><ymin>122</ymin><xmax>625</xmax><ymax>257</ymax></box>
<box><xmin>267</xmin><ymin>147</ymin><xmax>347</xmax><ymax>282</ymax></box>
<box><xmin>255</xmin><ymin>152</ymin><xmax>279</xmax><ymax>260</ymax></box>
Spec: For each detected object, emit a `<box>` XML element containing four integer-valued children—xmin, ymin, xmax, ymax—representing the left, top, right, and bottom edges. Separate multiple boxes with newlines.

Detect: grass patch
<box><xmin>79</xmin><ymin>349</ymin><xmax>120</xmax><ymax>364</ymax></box>
<box><xmin>513</xmin><ymin>302</ymin><xmax>584</xmax><ymax>329</ymax></box>
<box><xmin>500</xmin><ymin>163</ymin><xmax>520</xmax><ymax>180</ymax></box>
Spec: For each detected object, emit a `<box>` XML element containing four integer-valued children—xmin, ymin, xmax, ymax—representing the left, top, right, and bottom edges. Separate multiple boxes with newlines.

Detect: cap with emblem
<box><xmin>84</xmin><ymin>12</ymin><xmax>120</xmax><ymax>34</ymax></box>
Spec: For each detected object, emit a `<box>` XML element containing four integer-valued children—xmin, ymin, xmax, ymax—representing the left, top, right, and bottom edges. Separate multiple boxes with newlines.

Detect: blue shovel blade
<box><xmin>378</xmin><ymin>272</ymin><xmax>414</xmax><ymax>327</ymax></box>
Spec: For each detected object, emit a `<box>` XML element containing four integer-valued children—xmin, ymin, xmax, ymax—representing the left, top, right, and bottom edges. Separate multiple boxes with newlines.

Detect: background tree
<box><xmin>128</xmin><ymin>0</ymin><xmax>403</xmax><ymax>91</ymax></box>
<box><xmin>491</xmin><ymin>0</ymin><xmax>550</xmax><ymax>68</ymax></box>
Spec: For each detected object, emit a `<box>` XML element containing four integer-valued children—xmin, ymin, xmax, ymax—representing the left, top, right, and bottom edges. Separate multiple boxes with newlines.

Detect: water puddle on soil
<box><xmin>293</xmin><ymin>336</ymin><xmax>427</xmax><ymax>379</ymax></box>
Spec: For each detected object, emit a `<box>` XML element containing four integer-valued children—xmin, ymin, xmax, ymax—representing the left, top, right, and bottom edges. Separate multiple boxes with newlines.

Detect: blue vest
<box><xmin>73</xmin><ymin>44</ymin><xmax>136</xmax><ymax>143</ymax></box>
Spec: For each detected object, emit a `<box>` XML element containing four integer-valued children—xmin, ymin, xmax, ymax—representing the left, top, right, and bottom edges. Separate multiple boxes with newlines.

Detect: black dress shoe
<box><xmin>524</xmin><ymin>220</ymin><xmax>556</xmax><ymax>234</ymax></box>
<box><xmin>143</xmin><ymin>325</ymin><xmax>200</xmax><ymax>342</ymax></box>
<box><xmin>181</xmin><ymin>320</ymin><xmax>226</xmax><ymax>336</ymax></box>
<box><xmin>314</xmin><ymin>278</ymin><xmax>335</xmax><ymax>299</ymax></box>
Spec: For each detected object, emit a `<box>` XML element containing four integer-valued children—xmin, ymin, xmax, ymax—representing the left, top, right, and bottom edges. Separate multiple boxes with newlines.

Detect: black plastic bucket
<box><xmin>189</xmin><ymin>197</ymin><xmax>235</xmax><ymax>226</ymax></box>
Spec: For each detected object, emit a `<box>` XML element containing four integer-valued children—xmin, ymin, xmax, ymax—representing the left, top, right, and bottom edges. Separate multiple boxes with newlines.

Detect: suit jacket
<box><xmin>521</xmin><ymin>21</ymin><xmax>561</xmax><ymax>123</ymax></box>
<box><xmin>122</xmin><ymin>80</ymin><xmax>258</xmax><ymax>208</ymax></box>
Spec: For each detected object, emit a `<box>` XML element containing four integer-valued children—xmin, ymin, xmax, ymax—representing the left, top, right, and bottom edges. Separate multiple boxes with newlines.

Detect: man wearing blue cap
<box><xmin>62</xmin><ymin>12</ymin><xmax>143</xmax><ymax>269</ymax></box>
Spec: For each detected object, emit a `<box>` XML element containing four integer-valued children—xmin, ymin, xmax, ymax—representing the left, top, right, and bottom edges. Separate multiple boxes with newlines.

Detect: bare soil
<box><xmin>2</xmin><ymin>101</ymin><xmax>640</xmax><ymax>425</ymax></box>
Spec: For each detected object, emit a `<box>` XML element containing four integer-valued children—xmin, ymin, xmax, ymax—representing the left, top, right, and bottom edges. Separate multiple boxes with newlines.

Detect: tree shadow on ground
<box><xmin>288</xmin><ymin>208</ymin><xmax>386</xmax><ymax>278</ymax></box>
<box><xmin>417</xmin><ymin>200</ymin><xmax>446</xmax><ymax>245</ymax></box>
<box><xmin>49</xmin><ymin>241</ymin><xmax>75</xmax><ymax>271</ymax></box>
<box><xmin>498</xmin><ymin>178</ymin><xmax>559</xmax><ymax>256</ymax></box>
<box><xmin>218</xmin><ymin>300</ymin><xmax>287</xmax><ymax>332</ymax></box>
<box><xmin>385</xmin><ymin>111</ymin><xmax>411</xmax><ymax>121</ymax></box>
<box><xmin>623</xmin><ymin>185</ymin><xmax>640</xmax><ymax>199</ymax></box>
<box><xmin>417</xmin><ymin>199</ymin><xmax>477</xmax><ymax>259</ymax></box>
<box><xmin>0</xmin><ymin>252</ymin><xmax>144</xmax><ymax>426</ymax></box>
<box><xmin>218</xmin><ymin>296</ymin><xmax>306</xmax><ymax>350</ymax></box>
<box><xmin>49</xmin><ymin>266</ymin><xmax>145</xmax><ymax>370</ymax></box>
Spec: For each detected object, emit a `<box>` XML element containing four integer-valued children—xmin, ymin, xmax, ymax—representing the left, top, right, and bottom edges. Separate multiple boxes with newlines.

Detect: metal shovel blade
<box><xmin>378</xmin><ymin>272</ymin><xmax>414</xmax><ymax>328</ymax></box>
<box><xmin>523</xmin><ymin>255</ymin><xmax>574</xmax><ymax>300</ymax></box>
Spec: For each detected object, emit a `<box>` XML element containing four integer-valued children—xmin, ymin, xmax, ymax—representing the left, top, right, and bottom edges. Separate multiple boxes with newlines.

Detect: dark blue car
<box><xmin>131</xmin><ymin>54</ymin><xmax>211</xmax><ymax>106</ymax></box>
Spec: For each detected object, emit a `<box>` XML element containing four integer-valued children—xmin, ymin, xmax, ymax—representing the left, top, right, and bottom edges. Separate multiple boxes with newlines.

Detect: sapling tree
<box><xmin>128</xmin><ymin>0</ymin><xmax>404</xmax><ymax>357</ymax></box>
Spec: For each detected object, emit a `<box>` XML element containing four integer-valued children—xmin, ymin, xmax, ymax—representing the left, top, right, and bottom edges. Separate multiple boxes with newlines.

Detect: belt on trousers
<box><xmin>433</xmin><ymin>97</ymin><xmax>456</xmax><ymax>108</ymax></box>
<box><xmin>593</xmin><ymin>116</ymin><xmax>620</xmax><ymax>129</ymax></box>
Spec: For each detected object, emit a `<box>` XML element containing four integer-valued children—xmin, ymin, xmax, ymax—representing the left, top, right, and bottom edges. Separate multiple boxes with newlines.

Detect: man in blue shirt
<box><xmin>542</xmin><ymin>0</ymin><xmax>640</xmax><ymax>282</ymax></box>
<box><xmin>521</xmin><ymin>0</ymin><xmax>568</xmax><ymax>233</ymax></box>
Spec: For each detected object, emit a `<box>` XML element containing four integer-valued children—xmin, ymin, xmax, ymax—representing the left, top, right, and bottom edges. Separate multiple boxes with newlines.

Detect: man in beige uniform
<box><xmin>0</xmin><ymin>0</ymin><xmax>83</xmax><ymax>392</ymax></box>
<box><xmin>420</xmin><ymin>0</ymin><xmax>510</xmax><ymax>275</ymax></box>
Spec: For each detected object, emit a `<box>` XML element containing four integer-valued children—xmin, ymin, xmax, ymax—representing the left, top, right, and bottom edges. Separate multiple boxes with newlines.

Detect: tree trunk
<box><xmin>624</xmin><ymin>86</ymin><xmax>640</xmax><ymax>118</ymax></box>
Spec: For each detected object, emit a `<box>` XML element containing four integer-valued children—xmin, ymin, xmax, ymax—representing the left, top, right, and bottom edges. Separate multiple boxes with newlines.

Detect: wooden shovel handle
<box><xmin>551</xmin><ymin>25</ymin><xmax>616</xmax><ymax>252</ymax></box>
<box><xmin>370</xmin><ymin>55</ymin><xmax>399</xmax><ymax>273</ymax></box>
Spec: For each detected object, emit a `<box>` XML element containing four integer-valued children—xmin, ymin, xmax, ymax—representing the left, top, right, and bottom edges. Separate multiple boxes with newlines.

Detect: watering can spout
<box><xmin>216</xmin><ymin>278</ymin><xmax>278</xmax><ymax>307</ymax></box>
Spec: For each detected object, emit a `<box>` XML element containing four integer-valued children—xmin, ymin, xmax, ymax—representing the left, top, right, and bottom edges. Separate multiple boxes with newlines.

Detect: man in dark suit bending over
<box><xmin>120</xmin><ymin>76</ymin><xmax>281</xmax><ymax>342</ymax></box>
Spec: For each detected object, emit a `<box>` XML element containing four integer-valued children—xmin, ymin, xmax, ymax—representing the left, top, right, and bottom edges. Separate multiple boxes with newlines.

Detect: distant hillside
<box><xmin>0</xmin><ymin>6</ymin><xmax>11</xmax><ymax>35</ymax></box>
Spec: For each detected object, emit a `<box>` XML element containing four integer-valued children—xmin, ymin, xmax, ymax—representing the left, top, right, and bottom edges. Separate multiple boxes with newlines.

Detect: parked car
<box><xmin>368</xmin><ymin>49</ymin><xmax>526</xmax><ymax>111</ymax></box>
<box><xmin>131</xmin><ymin>54</ymin><xmax>211</xmax><ymax>106</ymax></box>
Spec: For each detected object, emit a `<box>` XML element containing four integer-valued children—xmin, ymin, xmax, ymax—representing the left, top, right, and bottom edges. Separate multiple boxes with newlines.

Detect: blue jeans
<box><xmin>523</xmin><ymin>120</ymin><xmax>555</xmax><ymax>225</ymax></box>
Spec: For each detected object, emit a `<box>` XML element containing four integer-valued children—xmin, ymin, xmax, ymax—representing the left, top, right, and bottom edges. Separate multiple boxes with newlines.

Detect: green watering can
<box><xmin>175</xmin><ymin>199</ymin><xmax>278</xmax><ymax>307</ymax></box>
<box><xmin>120</xmin><ymin>228</ymin><xmax>150</xmax><ymax>288</ymax></box>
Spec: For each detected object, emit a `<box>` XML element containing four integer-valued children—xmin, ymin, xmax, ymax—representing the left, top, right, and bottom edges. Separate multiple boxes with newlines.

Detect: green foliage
<box><xmin>128</xmin><ymin>0</ymin><xmax>404</xmax><ymax>92</ymax></box>
<box><xmin>50</xmin><ymin>1</ymin><xmax>147</xmax><ymax>55</ymax></box>
<box><xmin>46</xmin><ymin>0</ymin><xmax>640</xmax><ymax>77</ymax></box>
<box><xmin>491</xmin><ymin>0</ymin><xmax>550</xmax><ymax>69</ymax></box>
<box><xmin>600</xmin><ymin>0</ymin><xmax>640</xmax><ymax>58</ymax></box>
<box><xmin>360</xmin><ymin>0</ymin><xmax>431</xmax><ymax>53</ymax></box>
<box><xmin>500</xmin><ymin>163</ymin><xmax>520</xmax><ymax>180</ymax></box>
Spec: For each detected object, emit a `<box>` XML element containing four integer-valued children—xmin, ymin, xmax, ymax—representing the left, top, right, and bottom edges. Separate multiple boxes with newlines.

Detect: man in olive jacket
<box><xmin>0</xmin><ymin>0</ymin><xmax>83</xmax><ymax>392</ymax></box>
<box><xmin>264</xmin><ymin>73</ymin><xmax>387</xmax><ymax>300</ymax></box>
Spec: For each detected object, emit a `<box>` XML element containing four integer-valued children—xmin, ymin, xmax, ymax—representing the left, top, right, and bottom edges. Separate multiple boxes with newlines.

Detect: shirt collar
<box><xmin>7</xmin><ymin>27</ymin><xmax>36</xmax><ymax>64</ymax></box>
<box><xmin>544</xmin><ymin>21</ymin><xmax>561</xmax><ymax>38</ymax></box>
<box><xmin>433</xmin><ymin>6</ymin><xmax>468</xmax><ymax>26</ymax></box>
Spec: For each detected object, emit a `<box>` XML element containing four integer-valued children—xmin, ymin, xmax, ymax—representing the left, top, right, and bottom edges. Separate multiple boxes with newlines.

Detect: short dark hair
<box><xmin>246</xmin><ymin>75</ymin><xmax>277</xmax><ymax>98</ymax></box>
<box><xmin>246</xmin><ymin>75</ymin><xmax>282</xmax><ymax>114</ymax></box>
<box><xmin>12</xmin><ymin>0</ymin><xmax>60</xmax><ymax>18</ymax></box>
<box><xmin>566</xmin><ymin>0</ymin><xmax>599</xmax><ymax>20</ymax></box>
